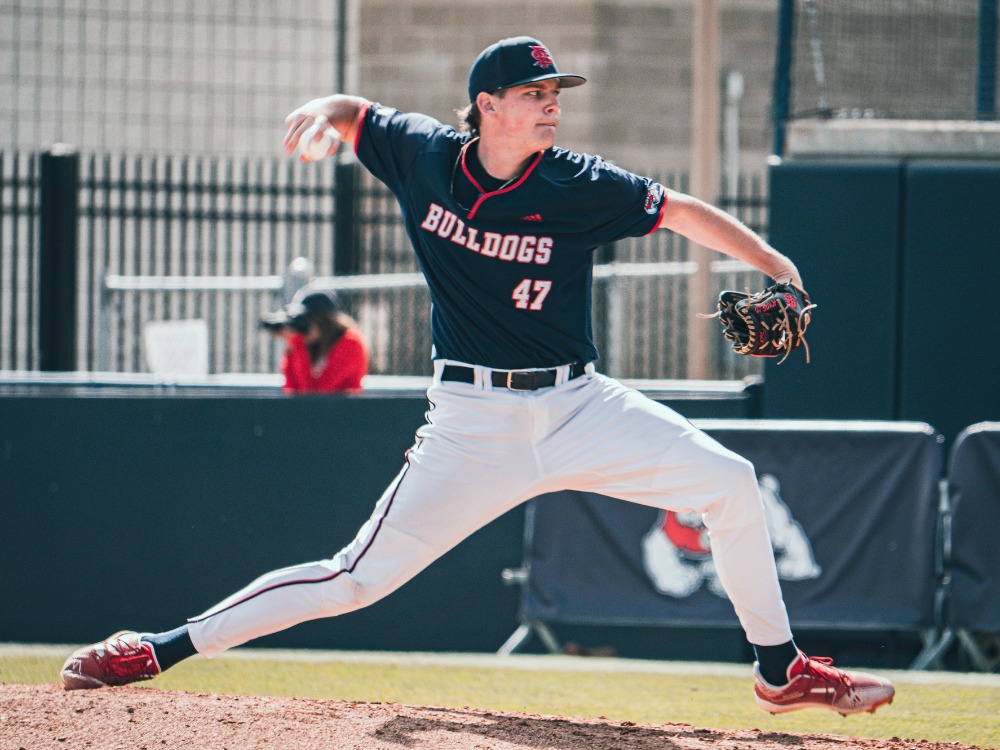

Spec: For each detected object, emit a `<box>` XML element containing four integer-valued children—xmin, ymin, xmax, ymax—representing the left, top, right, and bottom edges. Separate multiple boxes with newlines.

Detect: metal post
<box><xmin>38</xmin><ymin>145</ymin><xmax>80</xmax><ymax>371</ymax></box>
<box><xmin>978</xmin><ymin>0</ymin><xmax>998</xmax><ymax>120</ymax></box>
<box><xmin>687</xmin><ymin>0</ymin><xmax>721</xmax><ymax>380</ymax></box>
<box><xmin>722</xmin><ymin>69</ymin><xmax>744</xmax><ymax>204</ymax></box>
<box><xmin>334</xmin><ymin>160</ymin><xmax>360</xmax><ymax>275</ymax></box>
<box><xmin>772</xmin><ymin>0</ymin><xmax>796</xmax><ymax>156</ymax></box>
<box><xmin>97</xmin><ymin>272</ymin><xmax>110</xmax><ymax>372</ymax></box>
<box><xmin>605</xmin><ymin>267</ymin><xmax>624</xmax><ymax>378</ymax></box>
<box><xmin>334</xmin><ymin>0</ymin><xmax>348</xmax><ymax>93</ymax></box>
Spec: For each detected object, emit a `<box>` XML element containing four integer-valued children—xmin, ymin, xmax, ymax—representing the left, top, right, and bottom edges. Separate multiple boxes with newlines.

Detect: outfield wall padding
<box><xmin>947</xmin><ymin>422</ymin><xmax>1000</xmax><ymax>633</ymax></box>
<box><xmin>519</xmin><ymin>421</ymin><xmax>943</xmax><ymax>632</ymax></box>
<box><xmin>767</xmin><ymin>158</ymin><xmax>1000</xmax><ymax>444</ymax></box>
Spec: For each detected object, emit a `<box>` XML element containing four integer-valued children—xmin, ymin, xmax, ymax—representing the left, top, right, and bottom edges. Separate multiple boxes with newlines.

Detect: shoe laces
<box><xmin>800</xmin><ymin>654</ymin><xmax>855</xmax><ymax>693</ymax></box>
<box><xmin>99</xmin><ymin>635</ymin><xmax>155</xmax><ymax>683</ymax></box>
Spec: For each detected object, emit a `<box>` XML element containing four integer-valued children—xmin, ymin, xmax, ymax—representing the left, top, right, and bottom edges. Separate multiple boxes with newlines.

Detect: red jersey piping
<box><xmin>460</xmin><ymin>140</ymin><xmax>544</xmax><ymax>221</ymax></box>
<box><xmin>353</xmin><ymin>102</ymin><xmax>373</xmax><ymax>156</ymax></box>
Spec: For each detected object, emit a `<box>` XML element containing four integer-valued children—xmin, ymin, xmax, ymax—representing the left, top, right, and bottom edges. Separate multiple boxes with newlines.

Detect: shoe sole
<box><xmin>60</xmin><ymin>667</ymin><xmax>109</xmax><ymax>690</ymax></box>
<box><xmin>756</xmin><ymin>695</ymin><xmax>894</xmax><ymax>716</ymax></box>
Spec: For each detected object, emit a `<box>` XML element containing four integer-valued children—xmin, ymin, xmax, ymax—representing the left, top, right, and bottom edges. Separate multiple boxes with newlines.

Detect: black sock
<box><xmin>141</xmin><ymin>625</ymin><xmax>197</xmax><ymax>672</ymax></box>
<box><xmin>753</xmin><ymin>641</ymin><xmax>800</xmax><ymax>686</ymax></box>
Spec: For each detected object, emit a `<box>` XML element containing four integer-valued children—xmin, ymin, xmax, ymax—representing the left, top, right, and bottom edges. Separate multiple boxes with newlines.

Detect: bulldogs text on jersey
<box><xmin>420</xmin><ymin>203</ymin><xmax>552</xmax><ymax>265</ymax></box>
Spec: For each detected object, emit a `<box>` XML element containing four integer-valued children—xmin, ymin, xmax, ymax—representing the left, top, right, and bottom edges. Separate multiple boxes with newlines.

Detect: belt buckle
<box><xmin>505</xmin><ymin>369</ymin><xmax>533</xmax><ymax>391</ymax></box>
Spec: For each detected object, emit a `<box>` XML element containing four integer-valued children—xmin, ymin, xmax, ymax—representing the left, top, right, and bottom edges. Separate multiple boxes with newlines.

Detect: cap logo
<box><xmin>529</xmin><ymin>45</ymin><xmax>555</xmax><ymax>69</ymax></box>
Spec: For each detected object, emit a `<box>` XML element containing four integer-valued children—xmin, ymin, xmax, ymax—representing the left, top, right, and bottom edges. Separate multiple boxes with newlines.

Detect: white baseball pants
<box><xmin>188</xmin><ymin>362</ymin><xmax>793</xmax><ymax>657</ymax></box>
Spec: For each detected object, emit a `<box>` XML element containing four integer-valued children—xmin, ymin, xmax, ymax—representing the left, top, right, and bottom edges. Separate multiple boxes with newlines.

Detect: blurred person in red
<box><xmin>260</xmin><ymin>288</ymin><xmax>369</xmax><ymax>393</ymax></box>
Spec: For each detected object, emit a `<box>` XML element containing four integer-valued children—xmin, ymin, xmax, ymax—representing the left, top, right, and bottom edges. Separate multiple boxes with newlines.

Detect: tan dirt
<box><xmin>0</xmin><ymin>683</ymin><xmax>984</xmax><ymax>750</ymax></box>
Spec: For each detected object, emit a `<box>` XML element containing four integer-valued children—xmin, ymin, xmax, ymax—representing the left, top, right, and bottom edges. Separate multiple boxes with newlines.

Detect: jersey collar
<box><xmin>454</xmin><ymin>138</ymin><xmax>544</xmax><ymax>221</ymax></box>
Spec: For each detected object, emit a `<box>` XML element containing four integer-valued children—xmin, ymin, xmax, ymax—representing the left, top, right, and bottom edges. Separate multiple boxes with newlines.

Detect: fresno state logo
<box><xmin>641</xmin><ymin>474</ymin><xmax>821</xmax><ymax>599</ymax></box>
<box><xmin>530</xmin><ymin>45</ymin><xmax>555</xmax><ymax>69</ymax></box>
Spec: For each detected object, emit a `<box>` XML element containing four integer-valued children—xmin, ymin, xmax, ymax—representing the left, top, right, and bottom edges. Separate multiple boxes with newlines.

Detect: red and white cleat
<box><xmin>754</xmin><ymin>652</ymin><xmax>895</xmax><ymax>716</ymax></box>
<box><xmin>60</xmin><ymin>631</ymin><xmax>161</xmax><ymax>690</ymax></box>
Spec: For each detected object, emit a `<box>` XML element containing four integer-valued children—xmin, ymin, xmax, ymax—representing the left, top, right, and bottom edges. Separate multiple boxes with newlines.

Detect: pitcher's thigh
<box><xmin>567</xmin><ymin>382</ymin><xmax>759</xmax><ymax>513</ymax></box>
<box><xmin>345</xmin><ymin>429</ymin><xmax>537</xmax><ymax>593</ymax></box>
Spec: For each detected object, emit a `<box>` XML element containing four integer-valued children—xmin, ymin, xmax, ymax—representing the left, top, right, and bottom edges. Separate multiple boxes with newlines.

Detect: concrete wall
<box><xmin>356</xmin><ymin>0</ymin><xmax>779</xmax><ymax>173</ymax></box>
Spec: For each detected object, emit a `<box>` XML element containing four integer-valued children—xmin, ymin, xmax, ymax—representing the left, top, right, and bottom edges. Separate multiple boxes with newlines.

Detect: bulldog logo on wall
<box><xmin>641</xmin><ymin>474</ymin><xmax>822</xmax><ymax>598</ymax></box>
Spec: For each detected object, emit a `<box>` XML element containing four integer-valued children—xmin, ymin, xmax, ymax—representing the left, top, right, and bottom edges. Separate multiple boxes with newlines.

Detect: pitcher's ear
<box><xmin>477</xmin><ymin>91</ymin><xmax>496</xmax><ymax>114</ymax></box>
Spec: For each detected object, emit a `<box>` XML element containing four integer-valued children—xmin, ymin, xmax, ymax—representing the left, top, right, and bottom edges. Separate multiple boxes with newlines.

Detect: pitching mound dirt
<box><xmin>0</xmin><ymin>683</ymin><xmax>984</xmax><ymax>750</ymax></box>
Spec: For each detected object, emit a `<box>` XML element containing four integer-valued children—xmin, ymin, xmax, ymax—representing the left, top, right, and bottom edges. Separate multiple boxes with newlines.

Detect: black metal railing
<box><xmin>0</xmin><ymin>152</ymin><xmax>40</xmax><ymax>372</ymax></box>
<box><xmin>1</xmin><ymin>148</ymin><xmax>768</xmax><ymax>379</ymax></box>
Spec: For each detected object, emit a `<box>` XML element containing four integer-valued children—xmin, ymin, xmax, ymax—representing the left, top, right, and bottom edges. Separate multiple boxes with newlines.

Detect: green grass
<box><xmin>3</xmin><ymin>648</ymin><xmax>998</xmax><ymax>748</ymax></box>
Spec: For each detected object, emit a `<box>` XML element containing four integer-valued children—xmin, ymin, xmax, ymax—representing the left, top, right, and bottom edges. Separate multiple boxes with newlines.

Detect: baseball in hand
<box><xmin>297</xmin><ymin>122</ymin><xmax>340</xmax><ymax>162</ymax></box>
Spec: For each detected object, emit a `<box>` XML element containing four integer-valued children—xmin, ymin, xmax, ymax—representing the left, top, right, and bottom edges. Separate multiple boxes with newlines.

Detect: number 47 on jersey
<box><xmin>513</xmin><ymin>279</ymin><xmax>552</xmax><ymax>310</ymax></box>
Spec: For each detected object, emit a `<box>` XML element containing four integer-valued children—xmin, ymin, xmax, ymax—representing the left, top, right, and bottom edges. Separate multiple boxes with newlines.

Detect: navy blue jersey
<box><xmin>354</xmin><ymin>102</ymin><xmax>665</xmax><ymax>369</ymax></box>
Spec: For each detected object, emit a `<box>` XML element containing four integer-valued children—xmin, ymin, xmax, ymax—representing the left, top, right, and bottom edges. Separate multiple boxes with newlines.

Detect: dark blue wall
<box><xmin>767</xmin><ymin>159</ymin><xmax>1000</xmax><ymax>445</ymax></box>
<box><xmin>0</xmin><ymin>382</ymin><xmax>758</xmax><ymax>655</ymax></box>
<box><xmin>900</xmin><ymin>162</ymin><xmax>1000</xmax><ymax>443</ymax></box>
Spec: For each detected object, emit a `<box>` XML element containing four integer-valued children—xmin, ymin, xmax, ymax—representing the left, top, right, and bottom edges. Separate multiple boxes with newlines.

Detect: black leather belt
<box><xmin>441</xmin><ymin>362</ymin><xmax>587</xmax><ymax>391</ymax></box>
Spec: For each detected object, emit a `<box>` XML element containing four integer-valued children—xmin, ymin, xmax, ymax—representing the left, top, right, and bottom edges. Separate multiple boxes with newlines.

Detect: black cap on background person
<box><xmin>260</xmin><ymin>288</ymin><xmax>340</xmax><ymax>333</ymax></box>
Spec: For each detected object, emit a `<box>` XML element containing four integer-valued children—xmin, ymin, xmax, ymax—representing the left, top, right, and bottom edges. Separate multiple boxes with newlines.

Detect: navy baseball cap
<box><xmin>468</xmin><ymin>36</ymin><xmax>586</xmax><ymax>102</ymax></box>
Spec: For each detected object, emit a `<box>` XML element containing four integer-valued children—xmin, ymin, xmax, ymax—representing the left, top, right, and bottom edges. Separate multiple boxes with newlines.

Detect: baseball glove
<box><xmin>706</xmin><ymin>282</ymin><xmax>816</xmax><ymax>364</ymax></box>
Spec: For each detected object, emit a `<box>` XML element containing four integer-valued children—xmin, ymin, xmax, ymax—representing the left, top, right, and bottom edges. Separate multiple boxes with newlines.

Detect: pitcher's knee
<box><xmin>712</xmin><ymin>453</ymin><xmax>759</xmax><ymax>496</ymax></box>
<box><xmin>329</xmin><ymin>570</ymin><xmax>412</xmax><ymax>613</ymax></box>
<box><xmin>703</xmin><ymin>455</ymin><xmax>765</xmax><ymax>524</ymax></box>
<box><xmin>343</xmin><ymin>577</ymin><xmax>386</xmax><ymax>610</ymax></box>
